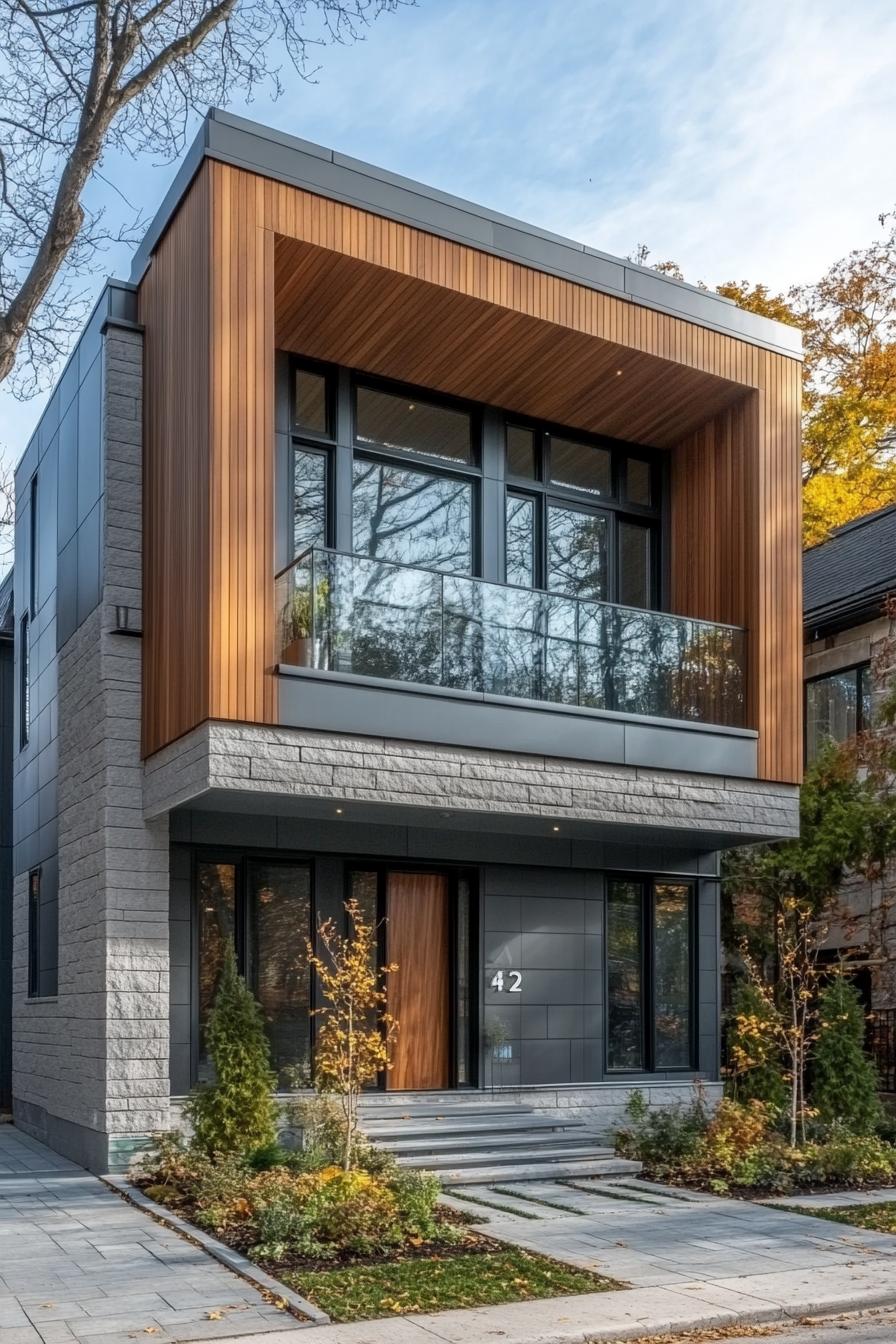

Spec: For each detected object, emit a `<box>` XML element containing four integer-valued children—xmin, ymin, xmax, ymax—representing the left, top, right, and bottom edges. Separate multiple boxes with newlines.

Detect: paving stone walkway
<box><xmin>0</xmin><ymin>1124</ymin><xmax>303</xmax><ymax>1344</ymax></box>
<box><xmin>440</xmin><ymin>1175</ymin><xmax>896</xmax><ymax>1290</ymax></box>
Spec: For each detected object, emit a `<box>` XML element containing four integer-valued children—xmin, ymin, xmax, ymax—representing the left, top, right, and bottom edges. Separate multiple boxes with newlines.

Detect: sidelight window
<box><xmin>196</xmin><ymin>858</ymin><xmax>312</xmax><ymax>1087</ymax></box>
<box><xmin>606</xmin><ymin>878</ymin><xmax>694</xmax><ymax>1072</ymax></box>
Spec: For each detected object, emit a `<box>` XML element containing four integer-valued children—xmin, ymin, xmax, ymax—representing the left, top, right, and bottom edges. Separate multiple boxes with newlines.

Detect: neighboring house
<box><xmin>803</xmin><ymin>504</ymin><xmax>896</xmax><ymax>1083</ymax></box>
<box><xmin>1</xmin><ymin>110</ymin><xmax>803</xmax><ymax>1173</ymax></box>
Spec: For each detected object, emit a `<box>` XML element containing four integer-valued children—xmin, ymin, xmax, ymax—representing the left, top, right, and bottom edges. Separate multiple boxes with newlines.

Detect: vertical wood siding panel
<box><xmin>139</xmin><ymin>161</ymin><xmax>802</xmax><ymax>782</ymax></box>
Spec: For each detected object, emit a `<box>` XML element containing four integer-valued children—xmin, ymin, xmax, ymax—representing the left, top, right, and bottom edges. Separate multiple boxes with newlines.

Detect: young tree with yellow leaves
<box><xmin>306</xmin><ymin>898</ymin><xmax>397</xmax><ymax>1171</ymax></box>
<box><xmin>635</xmin><ymin>210</ymin><xmax>896</xmax><ymax>544</ymax></box>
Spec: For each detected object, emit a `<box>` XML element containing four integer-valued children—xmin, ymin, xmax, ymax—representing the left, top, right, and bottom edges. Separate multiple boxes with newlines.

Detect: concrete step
<box><xmin>364</xmin><ymin>1114</ymin><xmax>583</xmax><ymax>1143</ymax></box>
<box><xmin>396</xmin><ymin>1142</ymin><xmax>617</xmax><ymax>1171</ymax></box>
<box><xmin>360</xmin><ymin>1102</ymin><xmax>535</xmax><ymax>1121</ymax></box>
<box><xmin>439</xmin><ymin>1156</ymin><xmax>642</xmax><ymax>1185</ymax></box>
<box><xmin>383</xmin><ymin>1129</ymin><xmax>596</xmax><ymax>1156</ymax></box>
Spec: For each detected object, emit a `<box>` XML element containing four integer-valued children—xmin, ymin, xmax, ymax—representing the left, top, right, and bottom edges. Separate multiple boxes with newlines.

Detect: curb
<box><xmin>101</xmin><ymin>1174</ymin><xmax>330</xmax><ymax>1327</ymax></box>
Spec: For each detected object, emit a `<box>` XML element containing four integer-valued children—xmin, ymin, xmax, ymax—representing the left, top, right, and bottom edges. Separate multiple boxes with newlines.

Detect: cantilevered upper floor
<box><xmin>134</xmin><ymin>110</ymin><xmax>803</xmax><ymax>798</ymax></box>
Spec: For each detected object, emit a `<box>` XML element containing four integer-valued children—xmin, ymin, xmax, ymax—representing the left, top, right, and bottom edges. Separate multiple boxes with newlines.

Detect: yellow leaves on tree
<box><xmin>636</xmin><ymin>208</ymin><xmax>896</xmax><ymax>545</ymax></box>
<box><xmin>719</xmin><ymin>211</ymin><xmax>896</xmax><ymax>545</ymax></box>
<box><xmin>306</xmin><ymin>897</ymin><xmax>397</xmax><ymax>1171</ymax></box>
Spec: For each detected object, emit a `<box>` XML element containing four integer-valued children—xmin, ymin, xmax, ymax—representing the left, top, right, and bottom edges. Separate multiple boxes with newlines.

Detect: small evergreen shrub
<box><xmin>185</xmin><ymin>940</ymin><xmax>278</xmax><ymax>1155</ymax></box>
<box><xmin>812</xmin><ymin>976</ymin><xmax>883</xmax><ymax>1135</ymax></box>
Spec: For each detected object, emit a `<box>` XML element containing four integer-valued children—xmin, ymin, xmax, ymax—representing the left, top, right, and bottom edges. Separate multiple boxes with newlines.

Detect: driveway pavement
<box><xmin>0</xmin><ymin>1124</ymin><xmax>303</xmax><ymax>1344</ymax></box>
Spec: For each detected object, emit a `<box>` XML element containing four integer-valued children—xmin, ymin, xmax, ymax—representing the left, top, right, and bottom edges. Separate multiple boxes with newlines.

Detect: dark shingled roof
<box><xmin>803</xmin><ymin>503</ymin><xmax>896</xmax><ymax>635</ymax></box>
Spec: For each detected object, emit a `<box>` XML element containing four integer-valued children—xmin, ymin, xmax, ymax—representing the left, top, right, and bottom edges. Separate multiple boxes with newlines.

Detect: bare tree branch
<box><xmin>0</xmin><ymin>0</ymin><xmax>409</xmax><ymax>394</ymax></box>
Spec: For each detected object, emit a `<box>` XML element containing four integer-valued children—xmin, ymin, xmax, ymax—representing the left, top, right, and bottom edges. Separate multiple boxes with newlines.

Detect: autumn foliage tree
<box><xmin>306</xmin><ymin>898</ymin><xmax>397</xmax><ymax>1170</ymax></box>
<box><xmin>724</xmin><ymin>606</ymin><xmax>896</xmax><ymax>1143</ymax></box>
<box><xmin>634</xmin><ymin>211</ymin><xmax>896</xmax><ymax>544</ymax></box>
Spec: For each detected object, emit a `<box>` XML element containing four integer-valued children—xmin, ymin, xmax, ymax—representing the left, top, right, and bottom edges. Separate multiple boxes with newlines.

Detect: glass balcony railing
<box><xmin>275</xmin><ymin>548</ymin><xmax>747</xmax><ymax>729</ymax></box>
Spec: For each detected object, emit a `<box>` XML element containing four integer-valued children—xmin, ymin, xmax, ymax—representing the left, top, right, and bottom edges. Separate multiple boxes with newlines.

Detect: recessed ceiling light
<box><xmin>552</xmin><ymin>825</ymin><xmax>560</xmax><ymax>832</ymax></box>
<box><xmin>615</xmin><ymin>369</ymin><xmax>623</xmax><ymax>376</ymax></box>
<box><xmin>335</xmin><ymin>807</ymin><xmax>343</xmax><ymax>815</ymax></box>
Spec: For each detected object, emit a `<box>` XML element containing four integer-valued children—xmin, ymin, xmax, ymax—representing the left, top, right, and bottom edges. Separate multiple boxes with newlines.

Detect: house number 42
<box><xmin>489</xmin><ymin>970</ymin><xmax>522</xmax><ymax>992</ymax></box>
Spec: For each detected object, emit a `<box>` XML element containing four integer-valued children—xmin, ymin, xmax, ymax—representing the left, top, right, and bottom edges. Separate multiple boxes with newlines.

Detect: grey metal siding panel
<box><xmin>278</xmin><ymin>670</ymin><xmax>757</xmax><ymax>778</ymax></box>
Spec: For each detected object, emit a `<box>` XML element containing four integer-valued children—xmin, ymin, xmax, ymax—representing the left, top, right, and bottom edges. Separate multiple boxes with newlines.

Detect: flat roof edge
<box><xmin>129</xmin><ymin>108</ymin><xmax>803</xmax><ymax>361</ymax></box>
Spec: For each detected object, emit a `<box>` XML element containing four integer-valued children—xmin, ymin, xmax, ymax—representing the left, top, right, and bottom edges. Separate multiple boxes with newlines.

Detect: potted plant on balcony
<box><xmin>279</xmin><ymin>575</ymin><xmax>331</xmax><ymax>668</ymax></box>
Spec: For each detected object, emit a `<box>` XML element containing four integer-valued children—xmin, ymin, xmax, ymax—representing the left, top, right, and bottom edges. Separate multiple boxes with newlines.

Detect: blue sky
<box><xmin>3</xmin><ymin>0</ymin><xmax>896</xmax><ymax>460</ymax></box>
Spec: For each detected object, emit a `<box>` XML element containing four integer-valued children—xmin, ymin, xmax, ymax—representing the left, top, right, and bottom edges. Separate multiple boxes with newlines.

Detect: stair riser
<box><xmin>383</xmin><ymin>1136</ymin><xmax>606</xmax><ymax>1156</ymax></box>
<box><xmin>397</xmin><ymin>1145</ymin><xmax>615</xmax><ymax>1170</ymax></box>
<box><xmin>441</xmin><ymin>1159</ymin><xmax>642</xmax><ymax>1185</ymax></box>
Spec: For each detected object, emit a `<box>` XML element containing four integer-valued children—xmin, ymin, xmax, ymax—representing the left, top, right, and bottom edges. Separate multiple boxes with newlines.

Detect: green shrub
<box><xmin>691</xmin><ymin>1099</ymin><xmax>793</xmax><ymax>1192</ymax></box>
<box><xmin>250</xmin><ymin>1165</ymin><xmax>404</xmax><ymax>1260</ymax></box>
<box><xmin>812</xmin><ymin>977</ymin><xmax>882</xmax><ymax>1135</ymax></box>
<box><xmin>614</xmin><ymin>1088</ymin><xmax>707</xmax><ymax>1172</ymax></box>
<box><xmin>725</xmin><ymin>980</ymin><xmax>789</xmax><ymax>1115</ymax></box>
<box><xmin>390</xmin><ymin>1167</ymin><xmax>443</xmax><ymax>1239</ymax></box>
<box><xmin>185</xmin><ymin>941</ymin><xmax>278</xmax><ymax>1156</ymax></box>
<box><xmin>798</xmin><ymin>1133</ymin><xmax>896</xmax><ymax>1187</ymax></box>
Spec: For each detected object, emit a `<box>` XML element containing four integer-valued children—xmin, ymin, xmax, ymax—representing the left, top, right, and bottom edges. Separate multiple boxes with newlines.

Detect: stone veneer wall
<box><xmin>12</xmin><ymin>325</ymin><xmax>171</xmax><ymax>1172</ymax></box>
<box><xmin>144</xmin><ymin>722</ymin><xmax>800</xmax><ymax>842</ymax></box>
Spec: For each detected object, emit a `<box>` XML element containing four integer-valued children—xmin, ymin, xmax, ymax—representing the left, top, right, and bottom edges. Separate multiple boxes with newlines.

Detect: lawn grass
<box><xmin>282</xmin><ymin>1246</ymin><xmax>620</xmax><ymax>1323</ymax></box>
<box><xmin>780</xmin><ymin>1199</ymin><xmax>896</xmax><ymax>1234</ymax></box>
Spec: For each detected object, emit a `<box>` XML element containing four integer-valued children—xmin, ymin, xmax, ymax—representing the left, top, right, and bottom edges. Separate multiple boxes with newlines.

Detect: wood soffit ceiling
<box><xmin>273</xmin><ymin>234</ymin><xmax>749</xmax><ymax>448</ymax></box>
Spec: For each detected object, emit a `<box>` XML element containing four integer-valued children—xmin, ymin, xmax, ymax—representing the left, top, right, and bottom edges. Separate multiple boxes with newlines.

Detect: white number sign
<box><xmin>489</xmin><ymin>970</ymin><xmax>522</xmax><ymax>992</ymax></box>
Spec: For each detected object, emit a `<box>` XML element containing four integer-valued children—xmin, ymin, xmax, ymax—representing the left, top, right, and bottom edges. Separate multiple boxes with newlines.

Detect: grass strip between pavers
<box><xmin>444</xmin><ymin>1188</ymin><xmax>542</xmax><ymax>1219</ymax></box>
<box><xmin>775</xmin><ymin>1199</ymin><xmax>896</xmax><ymax>1234</ymax></box>
<box><xmin>280</xmin><ymin>1247</ymin><xmax>621</xmax><ymax>1323</ymax></box>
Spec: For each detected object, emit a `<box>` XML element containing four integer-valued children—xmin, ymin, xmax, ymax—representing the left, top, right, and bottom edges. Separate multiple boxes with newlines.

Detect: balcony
<box><xmin>275</xmin><ymin>549</ymin><xmax>746</xmax><ymax>730</ymax></box>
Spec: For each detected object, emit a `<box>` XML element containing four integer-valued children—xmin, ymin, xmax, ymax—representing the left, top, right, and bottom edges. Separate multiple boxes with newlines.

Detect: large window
<box><xmin>805</xmin><ymin>664</ymin><xmax>872</xmax><ymax>764</ymax></box>
<box><xmin>606</xmin><ymin>878</ymin><xmax>694</xmax><ymax>1072</ymax></box>
<box><xmin>504</xmin><ymin>423</ymin><xmax>658</xmax><ymax>609</ymax></box>
<box><xmin>197</xmin><ymin>858</ymin><xmax>312</xmax><ymax>1087</ymax></box>
<box><xmin>287</xmin><ymin>361</ymin><xmax>662</xmax><ymax>610</ymax></box>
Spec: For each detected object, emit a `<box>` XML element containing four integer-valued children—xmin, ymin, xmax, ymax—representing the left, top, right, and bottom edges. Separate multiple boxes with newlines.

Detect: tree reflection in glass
<box><xmin>197</xmin><ymin>862</ymin><xmax>236</xmax><ymax>1084</ymax></box>
<box><xmin>654</xmin><ymin>884</ymin><xmax>691</xmax><ymax>1069</ymax></box>
<box><xmin>547</xmin><ymin>505</ymin><xmax>607</xmax><ymax>601</ymax></box>
<box><xmin>352</xmin><ymin>459</ymin><xmax>472</xmax><ymax>574</ymax></box>
<box><xmin>248</xmin><ymin>863</ymin><xmax>312</xmax><ymax>1089</ymax></box>
<box><xmin>607</xmin><ymin>880</ymin><xmax>644</xmax><ymax>1071</ymax></box>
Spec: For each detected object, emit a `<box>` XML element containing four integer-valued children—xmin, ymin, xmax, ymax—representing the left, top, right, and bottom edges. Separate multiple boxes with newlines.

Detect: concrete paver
<box><xmin>0</xmin><ymin>1124</ymin><xmax>305</xmax><ymax>1343</ymax></box>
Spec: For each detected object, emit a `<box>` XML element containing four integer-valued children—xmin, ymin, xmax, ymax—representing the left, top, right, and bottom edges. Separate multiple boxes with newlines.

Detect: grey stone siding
<box><xmin>144</xmin><ymin>721</ymin><xmax>799</xmax><ymax>842</ymax></box>
<box><xmin>12</xmin><ymin>320</ymin><xmax>172</xmax><ymax>1170</ymax></box>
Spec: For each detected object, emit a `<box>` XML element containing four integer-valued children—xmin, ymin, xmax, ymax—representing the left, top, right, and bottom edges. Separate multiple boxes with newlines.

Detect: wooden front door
<box><xmin>386</xmin><ymin>871</ymin><xmax>450</xmax><ymax>1090</ymax></box>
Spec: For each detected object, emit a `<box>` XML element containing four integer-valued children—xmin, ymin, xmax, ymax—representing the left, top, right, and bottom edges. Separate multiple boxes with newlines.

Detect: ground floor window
<box><xmin>197</xmin><ymin>858</ymin><xmax>312</xmax><ymax>1087</ymax></box>
<box><xmin>606</xmin><ymin>878</ymin><xmax>694</xmax><ymax>1072</ymax></box>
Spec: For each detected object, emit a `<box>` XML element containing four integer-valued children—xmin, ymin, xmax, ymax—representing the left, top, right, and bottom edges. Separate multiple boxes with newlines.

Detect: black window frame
<box><xmin>804</xmin><ymin>661</ymin><xmax>872</xmax><ymax>765</ymax></box>
<box><xmin>29</xmin><ymin>473</ymin><xmax>38</xmax><ymax>618</ymax></box>
<box><xmin>192</xmin><ymin>848</ymin><xmax>315</xmax><ymax>1087</ymax></box>
<box><xmin>503</xmin><ymin>418</ymin><xmax>661</xmax><ymax>608</ymax></box>
<box><xmin>27</xmin><ymin>867</ymin><xmax>41</xmax><ymax>999</ymax></box>
<box><xmin>605</xmin><ymin>875</ymin><xmax>697</xmax><ymax>1075</ymax></box>
<box><xmin>290</xmin><ymin>358</ymin><xmax>338</xmax><ymax>559</ymax></box>
<box><xmin>19</xmin><ymin>613</ymin><xmax>29</xmax><ymax>751</ymax></box>
<box><xmin>285</xmin><ymin>356</ymin><xmax>664</xmax><ymax>604</ymax></box>
<box><xmin>351</xmin><ymin>373</ymin><xmax>484</xmax><ymax>578</ymax></box>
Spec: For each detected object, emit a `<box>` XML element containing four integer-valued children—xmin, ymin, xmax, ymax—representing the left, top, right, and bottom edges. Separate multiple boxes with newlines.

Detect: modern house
<box><xmin>3</xmin><ymin>110</ymin><xmax>803</xmax><ymax>1173</ymax></box>
<box><xmin>803</xmin><ymin>505</ymin><xmax>896</xmax><ymax>1084</ymax></box>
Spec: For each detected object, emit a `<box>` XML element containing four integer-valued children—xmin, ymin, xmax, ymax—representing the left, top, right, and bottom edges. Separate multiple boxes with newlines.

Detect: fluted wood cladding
<box><xmin>139</xmin><ymin>158</ymin><xmax>803</xmax><ymax>782</ymax></box>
